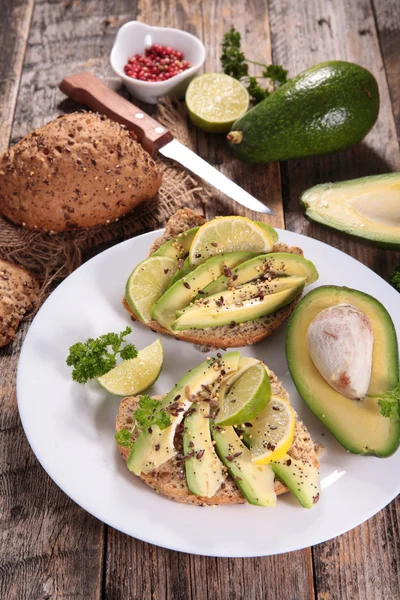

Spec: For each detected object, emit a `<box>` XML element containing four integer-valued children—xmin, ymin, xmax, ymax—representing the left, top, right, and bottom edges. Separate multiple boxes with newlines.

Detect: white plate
<box><xmin>17</xmin><ymin>229</ymin><xmax>400</xmax><ymax>557</ymax></box>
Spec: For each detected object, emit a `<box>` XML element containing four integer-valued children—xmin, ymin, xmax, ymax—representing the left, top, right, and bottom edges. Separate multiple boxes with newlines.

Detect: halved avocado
<box><xmin>286</xmin><ymin>286</ymin><xmax>400</xmax><ymax>457</ymax></box>
<box><xmin>202</xmin><ymin>253</ymin><xmax>318</xmax><ymax>297</ymax></box>
<box><xmin>152</xmin><ymin>252</ymin><xmax>255</xmax><ymax>329</ymax></box>
<box><xmin>172</xmin><ymin>281</ymin><xmax>305</xmax><ymax>330</ymax></box>
<box><xmin>301</xmin><ymin>173</ymin><xmax>400</xmax><ymax>249</ymax></box>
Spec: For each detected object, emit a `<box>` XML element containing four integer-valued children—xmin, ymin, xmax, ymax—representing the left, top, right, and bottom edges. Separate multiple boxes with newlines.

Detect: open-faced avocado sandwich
<box><xmin>115</xmin><ymin>352</ymin><xmax>322</xmax><ymax>507</ymax></box>
<box><xmin>123</xmin><ymin>209</ymin><xmax>318</xmax><ymax>348</ymax></box>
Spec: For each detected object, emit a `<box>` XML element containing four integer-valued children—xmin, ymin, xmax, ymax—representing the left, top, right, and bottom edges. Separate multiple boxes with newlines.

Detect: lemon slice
<box><xmin>125</xmin><ymin>256</ymin><xmax>178</xmax><ymax>322</ymax></box>
<box><xmin>215</xmin><ymin>362</ymin><xmax>271</xmax><ymax>426</ymax></box>
<box><xmin>97</xmin><ymin>339</ymin><xmax>163</xmax><ymax>396</ymax></box>
<box><xmin>189</xmin><ymin>216</ymin><xmax>275</xmax><ymax>266</ymax></box>
<box><xmin>247</xmin><ymin>396</ymin><xmax>296</xmax><ymax>464</ymax></box>
<box><xmin>186</xmin><ymin>73</ymin><xmax>249</xmax><ymax>133</ymax></box>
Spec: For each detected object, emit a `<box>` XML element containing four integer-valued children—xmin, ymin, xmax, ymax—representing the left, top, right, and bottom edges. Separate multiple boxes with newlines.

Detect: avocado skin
<box><xmin>228</xmin><ymin>61</ymin><xmax>379</xmax><ymax>163</ymax></box>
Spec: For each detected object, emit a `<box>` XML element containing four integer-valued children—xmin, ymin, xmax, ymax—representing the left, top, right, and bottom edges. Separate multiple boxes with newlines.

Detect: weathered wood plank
<box><xmin>194</xmin><ymin>0</ymin><xmax>284</xmax><ymax>227</ymax></box>
<box><xmin>372</xmin><ymin>0</ymin><xmax>400</xmax><ymax>136</ymax></box>
<box><xmin>104</xmin><ymin>2</ymin><xmax>313</xmax><ymax>599</ymax></box>
<box><xmin>0</xmin><ymin>0</ymin><xmax>34</xmax><ymax>152</ymax></box>
<box><xmin>268</xmin><ymin>0</ymin><xmax>400</xmax><ymax>280</ymax></box>
<box><xmin>268</xmin><ymin>1</ymin><xmax>400</xmax><ymax>599</ymax></box>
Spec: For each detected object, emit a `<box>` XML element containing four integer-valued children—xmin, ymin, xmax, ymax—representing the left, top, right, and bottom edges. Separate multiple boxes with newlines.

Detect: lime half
<box><xmin>125</xmin><ymin>256</ymin><xmax>178</xmax><ymax>322</ymax></box>
<box><xmin>215</xmin><ymin>362</ymin><xmax>271</xmax><ymax>426</ymax></box>
<box><xmin>186</xmin><ymin>73</ymin><xmax>249</xmax><ymax>133</ymax></box>
<box><xmin>189</xmin><ymin>216</ymin><xmax>275</xmax><ymax>266</ymax></box>
<box><xmin>97</xmin><ymin>339</ymin><xmax>163</xmax><ymax>396</ymax></box>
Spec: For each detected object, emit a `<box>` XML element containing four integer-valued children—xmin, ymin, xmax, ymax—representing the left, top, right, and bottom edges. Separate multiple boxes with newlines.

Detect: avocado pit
<box><xmin>306</xmin><ymin>303</ymin><xmax>374</xmax><ymax>400</ymax></box>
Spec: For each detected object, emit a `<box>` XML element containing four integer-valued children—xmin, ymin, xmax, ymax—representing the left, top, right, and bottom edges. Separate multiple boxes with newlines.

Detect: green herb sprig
<box><xmin>390</xmin><ymin>265</ymin><xmax>400</xmax><ymax>292</ymax></box>
<box><xmin>114</xmin><ymin>395</ymin><xmax>171</xmax><ymax>450</ymax></box>
<box><xmin>66</xmin><ymin>326</ymin><xmax>137</xmax><ymax>384</ymax></box>
<box><xmin>135</xmin><ymin>395</ymin><xmax>171</xmax><ymax>430</ymax></box>
<box><xmin>369</xmin><ymin>383</ymin><xmax>400</xmax><ymax>418</ymax></box>
<box><xmin>221</xmin><ymin>27</ymin><xmax>288</xmax><ymax>103</ymax></box>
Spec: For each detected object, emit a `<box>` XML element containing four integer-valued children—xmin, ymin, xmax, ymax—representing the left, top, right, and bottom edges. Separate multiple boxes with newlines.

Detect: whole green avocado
<box><xmin>227</xmin><ymin>61</ymin><xmax>379</xmax><ymax>163</ymax></box>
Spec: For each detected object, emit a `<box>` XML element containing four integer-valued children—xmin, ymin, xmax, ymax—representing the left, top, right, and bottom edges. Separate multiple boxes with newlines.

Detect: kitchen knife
<box><xmin>59</xmin><ymin>72</ymin><xmax>273</xmax><ymax>215</ymax></box>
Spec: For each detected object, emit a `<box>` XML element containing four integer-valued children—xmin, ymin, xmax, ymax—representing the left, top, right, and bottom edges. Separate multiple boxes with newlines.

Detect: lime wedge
<box><xmin>247</xmin><ymin>396</ymin><xmax>296</xmax><ymax>464</ymax></box>
<box><xmin>215</xmin><ymin>362</ymin><xmax>271</xmax><ymax>426</ymax></box>
<box><xmin>97</xmin><ymin>339</ymin><xmax>163</xmax><ymax>396</ymax></box>
<box><xmin>189</xmin><ymin>216</ymin><xmax>275</xmax><ymax>266</ymax></box>
<box><xmin>125</xmin><ymin>256</ymin><xmax>178</xmax><ymax>322</ymax></box>
<box><xmin>186</xmin><ymin>73</ymin><xmax>249</xmax><ymax>133</ymax></box>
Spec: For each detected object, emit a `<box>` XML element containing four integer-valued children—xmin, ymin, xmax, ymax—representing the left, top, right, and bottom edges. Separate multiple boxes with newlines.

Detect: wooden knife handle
<box><xmin>59</xmin><ymin>72</ymin><xmax>173</xmax><ymax>156</ymax></box>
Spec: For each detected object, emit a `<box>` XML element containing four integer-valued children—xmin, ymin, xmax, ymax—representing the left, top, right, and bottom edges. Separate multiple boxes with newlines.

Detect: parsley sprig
<box><xmin>390</xmin><ymin>265</ymin><xmax>400</xmax><ymax>292</ymax></box>
<box><xmin>66</xmin><ymin>326</ymin><xmax>137</xmax><ymax>383</ymax></box>
<box><xmin>114</xmin><ymin>395</ymin><xmax>171</xmax><ymax>449</ymax></box>
<box><xmin>135</xmin><ymin>395</ymin><xmax>171</xmax><ymax>430</ymax></box>
<box><xmin>369</xmin><ymin>383</ymin><xmax>400</xmax><ymax>418</ymax></box>
<box><xmin>221</xmin><ymin>27</ymin><xmax>288</xmax><ymax>103</ymax></box>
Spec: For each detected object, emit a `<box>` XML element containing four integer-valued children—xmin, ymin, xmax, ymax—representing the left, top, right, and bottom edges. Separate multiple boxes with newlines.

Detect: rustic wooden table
<box><xmin>1</xmin><ymin>0</ymin><xmax>399</xmax><ymax>598</ymax></box>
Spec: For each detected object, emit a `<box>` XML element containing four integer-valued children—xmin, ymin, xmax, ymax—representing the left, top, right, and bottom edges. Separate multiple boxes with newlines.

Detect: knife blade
<box><xmin>59</xmin><ymin>72</ymin><xmax>273</xmax><ymax>215</ymax></box>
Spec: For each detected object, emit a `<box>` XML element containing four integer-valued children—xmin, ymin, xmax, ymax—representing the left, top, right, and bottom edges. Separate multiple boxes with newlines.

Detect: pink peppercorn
<box><xmin>123</xmin><ymin>44</ymin><xmax>191</xmax><ymax>82</ymax></box>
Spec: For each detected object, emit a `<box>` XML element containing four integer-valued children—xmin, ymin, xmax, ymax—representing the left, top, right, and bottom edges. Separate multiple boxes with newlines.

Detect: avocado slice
<box><xmin>152</xmin><ymin>252</ymin><xmax>255</xmax><ymax>329</ymax></box>
<box><xmin>183</xmin><ymin>401</ymin><xmax>225</xmax><ymax>497</ymax></box>
<box><xmin>286</xmin><ymin>286</ymin><xmax>400</xmax><ymax>457</ymax></box>
<box><xmin>228</xmin><ymin>61</ymin><xmax>379</xmax><ymax>163</ymax></box>
<box><xmin>202</xmin><ymin>253</ymin><xmax>318</xmax><ymax>298</ymax></box>
<box><xmin>301</xmin><ymin>173</ymin><xmax>400</xmax><ymax>250</ymax></box>
<box><xmin>127</xmin><ymin>352</ymin><xmax>240</xmax><ymax>475</ymax></box>
<box><xmin>271</xmin><ymin>456</ymin><xmax>320</xmax><ymax>509</ymax></box>
<box><xmin>169</xmin><ymin>256</ymin><xmax>192</xmax><ymax>286</ymax></box>
<box><xmin>211</xmin><ymin>423</ymin><xmax>276</xmax><ymax>506</ymax></box>
<box><xmin>179</xmin><ymin>276</ymin><xmax>307</xmax><ymax>319</ymax></box>
<box><xmin>171</xmin><ymin>280</ymin><xmax>305</xmax><ymax>330</ymax></box>
<box><xmin>152</xmin><ymin>227</ymin><xmax>199</xmax><ymax>260</ymax></box>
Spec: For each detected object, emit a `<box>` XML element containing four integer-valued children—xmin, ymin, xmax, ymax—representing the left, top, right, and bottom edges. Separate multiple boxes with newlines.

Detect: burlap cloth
<box><xmin>0</xmin><ymin>99</ymin><xmax>212</xmax><ymax>306</ymax></box>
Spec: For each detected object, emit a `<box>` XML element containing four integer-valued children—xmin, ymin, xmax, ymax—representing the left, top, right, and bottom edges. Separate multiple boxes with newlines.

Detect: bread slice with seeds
<box><xmin>123</xmin><ymin>208</ymin><xmax>305</xmax><ymax>349</ymax></box>
<box><xmin>116</xmin><ymin>369</ymin><xmax>322</xmax><ymax>506</ymax></box>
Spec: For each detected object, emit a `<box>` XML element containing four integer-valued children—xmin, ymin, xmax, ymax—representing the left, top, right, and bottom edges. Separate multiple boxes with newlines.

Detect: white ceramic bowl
<box><xmin>110</xmin><ymin>21</ymin><xmax>206</xmax><ymax>104</ymax></box>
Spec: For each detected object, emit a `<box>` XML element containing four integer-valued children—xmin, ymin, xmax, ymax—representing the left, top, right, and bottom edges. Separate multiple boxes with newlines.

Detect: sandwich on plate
<box><xmin>123</xmin><ymin>209</ymin><xmax>318</xmax><ymax>348</ymax></box>
<box><xmin>115</xmin><ymin>352</ymin><xmax>322</xmax><ymax>508</ymax></box>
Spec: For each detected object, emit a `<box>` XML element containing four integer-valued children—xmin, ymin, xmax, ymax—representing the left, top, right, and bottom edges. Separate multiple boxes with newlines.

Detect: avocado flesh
<box><xmin>152</xmin><ymin>227</ymin><xmax>199</xmax><ymax>260</ymax></box>
<box><xmin>152</xmin><ymin>252</ymin><xmax>255</xmax><ymax>329</ymax></box>
<box><xmin>271</xmin><ymin>456</ymin><xmax>320</xmax><ymax>509</ymax></box>
<box><xmin>171</xmin><ymin>281</ymin><xmax>305</xmax><ymax>330</ymax></box>
<box><xmin>211</xmin><ymin>423</ymin><xmax>276</xmax><ymax>506</ymax></box>
<box><xmin>183</xmin><ymin>401</ymin><xmax>225</xmax><ymax>497</ymax></box>
<box><xmin>177</xmin><ymin>276</ymin><xmax>306</xmax><ymax>318</ymax></box>
<box><xmin>286</xmin><ymin>286</ymin><xmax>400</xmax><ymax>457</ymax></box>
<box><xmin>202</xmin><ymin>253</ymin><xmax>318</xmax><ymax>297</ymax></box>
<box><xmin>127</xmin><ymin>352</ymin><xmax>240</xmax><ymax>475</ymax></box>
<box><xmin>301</xmin><ymin>173</ymin><xmax>400</xmax><ymax>249</ymax></box>
<box><xmin>228</xmin><ymin>61</ymin><xmax>379</xmax><ymax>164</ymax></box>
<box><xmin>170</xmin><ymin>256</ymin><xmax>192</xmax><ymax>286</ymax></box>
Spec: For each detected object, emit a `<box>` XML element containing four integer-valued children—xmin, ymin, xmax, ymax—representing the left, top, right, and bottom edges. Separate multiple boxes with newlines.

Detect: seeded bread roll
<box><xmin>116</xmin><ymin>370</ymin><xmax>322</xmax><ymax>506</ymax></box>
<box><xmin>0</xmin><ymin>259</ymin><xmax>39</xmax><ymax>346</ymax></box>
<box><xmin>0</xmin><ymin>112</ymin><xmax>162</xmax><ymax>232</ymax></box>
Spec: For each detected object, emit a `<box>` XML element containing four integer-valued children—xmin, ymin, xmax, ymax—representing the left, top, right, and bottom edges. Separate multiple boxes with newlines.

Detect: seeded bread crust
<box><xmin>0</xmin><ymin>112</ymin><xmax>162</xmax><ymax>232</ymax></box>
<box><xmin>116</xmin><ymin>370</ymin><xmax>321</xmax><ymax>506</ymax></box>
<box><xmin>0</xmin><ymin>259</ymin><xmax>39</xmax><ymax>347</ymax></box>
<box><xmin>124</xmin><ymin>209</ymin><xmax>304</xmax><ymax>348</ymax></box>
